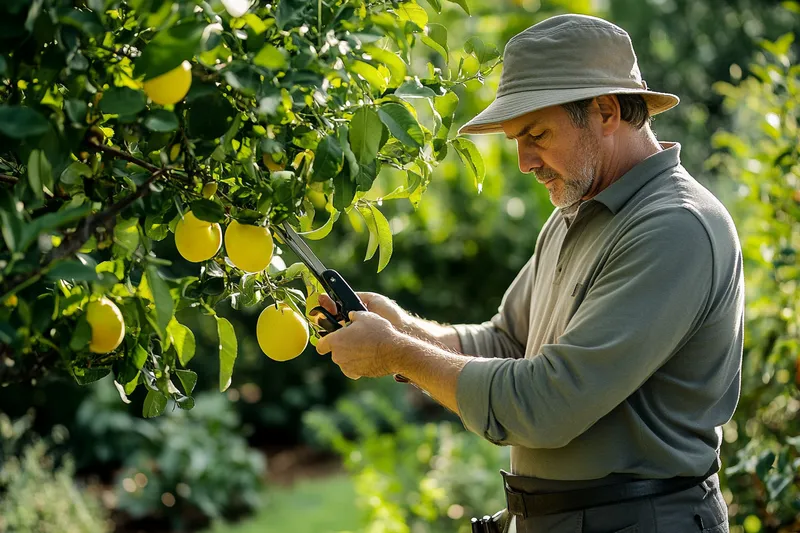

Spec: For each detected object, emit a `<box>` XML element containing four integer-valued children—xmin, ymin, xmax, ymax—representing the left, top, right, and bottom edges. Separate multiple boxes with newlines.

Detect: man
<box><xmin>316</xmin><ymin>14</ymin><xmax>743</xmax><ymax>533</ymax></box>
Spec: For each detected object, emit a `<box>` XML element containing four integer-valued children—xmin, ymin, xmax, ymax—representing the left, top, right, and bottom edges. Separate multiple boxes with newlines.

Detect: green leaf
<box><xmin>144</xmin><ymin>109</ymin><xmax>179</xmax><ymax>132</ymax></box>
<box><xmin>20</xmin><ymin>203</ymin><xmax>91</xmax><ymax>253</ymax></box>
<box><xmin>132</xmin><ymin>344</ymin><xmax>148</xmax><ymax>371</ymax></box>
<box><xmin>465</xmin><ymin>37</ymin><xmax>499</xmax><ymax>64</ymax></box>
<box><xmin>175</xmin><ymin>369</ymin><xmax>198</xmax><ymax>395</ymax></box>
<box><xmin>187</xmin><ymin>94</ymin><xmax>234</xmax><ymax>140</ymax></box>
<box><xmin>190</xmin><ymin>199</ymin><xmax>225</xmax><ymax>223</ymax></box>
<box><xmin>168</xmin><ymin>319</ymin><xmax>196</xmax><ymax>366</ymax></box>
<box><xmin>216</xmin><ymin>316</ymin><xmax>238</xmax><ymax>392</ymax></box>
<box><xmin>300</xmin><ymin>210</ymin><xmax>340</xmax><ymax>241</ymax></box>
<box><xmin>0</xmin><ymin>106</ymin><xmax>50</xmax><ymax>138</ymax></box>
<box><xmin>357</xmin><ymin>205</ymin><xmax>379</xmax><ymax>261</ymax></box>
<box><xmin>73</xmin><ymin>367</ymin><xmax>111</xmax><ymax>385</ymax></box>
<box><xmin>446</xmin><ymin>0</ymin><xmax>470</xmax><ymax>15</ymax></box>
<box><xmin>362</xmin><ymin>46</ymin><xmax>407</xmax><ymax>87</ymax></box>
<box><xmin>64</xmin><ymin>99</ymin><xmax>87</xmax><ymax>124</ymax></box>
<box><xmin>143</xmin><ymin>390</ymin><xmax>168</xmax><ymax>418</ymax></box>
<box><xmin>453</xmin><ymin>137</ymin><xmax>485</xmax><ymax>190</ymax></box>
<box><xmin>422</xmin><ymin>0</ymin><xmax>442</xmax><ymax>12</ymax></box>
<box><xmin>46</xmin><ymin>260</ymin><xmax>99</xmax><ymax>281</ymax></box>
<box><xmin>354</xmin><ymin>159</ymin><xmax>378</xmax><ymax>192</ymax></box>
<box><xmin>313</xmin><ymin>134</ymin><xmax>344</xmax><ymax>182</ymax></box>
<box><xmin>378</xmin><ymin>103</ymin><xmax>424</xmax><ymax>149</ymax></box>
<box><xmin>434</xmin><ymin>91</ymin><xmax>460</xmax><ymax>118</ymax></box>
<box><xmin>349</xmin><ymin>107</ymin><xmax>384</xmax><ymax>164</ymax></box>
<box><xmin>146</xmin><ymin>265</ymin><xmax>174</xmax><ymax>340</ymax></box>
<box><xmin>0</xmin><ymin>189</ymin><xmax>22</xmax><ymax>253</ymax></box>
<box><xmin>253</xmin><ymin>44</ymin><xmax>288</xmax><ymax>70</ymax></box>
<box><xmin>395</xmin><ymin>79</ymin><xmax>438</xmax><ymax>99</ymax></box>
<box><xmin>69</xmin><ymin>316</ymin><xmax>91</xmax><ymax>351</ymax></box>
<box><xmin>421</xmin><ymin>23</ymin><xmax>448</xmax><ymax>62</ymax></box>
<box><xmin>27</xmin><ymin>149</ymin><xmax>51</xmax><ymax>201</ymax></box>
<box><xmin>370</xmin><ymin>204</ymin><xmax>393</xmax><ymax>272</ymax></box>
<box><xmin>395</xmin><ymin>2</ymin><xmax>428</xmax><ymax>30</ymax></box>
<box><xmin>333</xmin><ymin>163</ymin><xmax>357</xmax><ymax>211</ymax></box>
<box><xmin>136</xmin><ymin>22</ymin><xmax>205</xmax><ymax>80</ymax></box>
<box><xmin>350</xmin><ymin>61</ymin><xmax>388</xmax><ymax>93</ymax></box>
<box><xmin>99</xmin><ymin>87</ymin><xmax>147</xmax><ymax>115</ymax></box>
<box><xmin>112</xmin><ymin>217</ymin><xmax>140</xmax><ymax>259</ymax></box>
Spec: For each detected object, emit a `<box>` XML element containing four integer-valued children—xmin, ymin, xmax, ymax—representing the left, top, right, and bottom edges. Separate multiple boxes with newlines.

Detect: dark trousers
<box><xmin>508</xmin><ymin>474</ymin><xmax>729</xmax><ymax>533</ymax></box>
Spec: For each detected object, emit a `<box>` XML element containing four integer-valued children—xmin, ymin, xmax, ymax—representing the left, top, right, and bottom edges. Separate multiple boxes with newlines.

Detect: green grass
<box><xmin>205</xmin><ymin>474</ymin><xmax>364</xmax><ymax>533</ymax></box>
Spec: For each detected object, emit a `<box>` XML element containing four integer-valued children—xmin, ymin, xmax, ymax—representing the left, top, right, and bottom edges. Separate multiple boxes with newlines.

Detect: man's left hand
<box><xmin>316</xmin><ymin>311</ymin><xmax>400</xmax><ymax>380</ymax></box>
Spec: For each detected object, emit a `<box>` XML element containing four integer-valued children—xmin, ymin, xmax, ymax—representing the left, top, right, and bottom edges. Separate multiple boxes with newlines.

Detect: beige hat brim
<box><xmin>458</xmin><ymin>87</ymin><xmax>679</xmax><ymax>135</ymax></box>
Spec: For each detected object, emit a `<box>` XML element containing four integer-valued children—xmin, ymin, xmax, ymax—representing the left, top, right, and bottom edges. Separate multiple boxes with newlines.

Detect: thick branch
<box><xmin>0</xmin><ymin>174</ymin><xmax>18</xmax><ymax>184</ymax></box>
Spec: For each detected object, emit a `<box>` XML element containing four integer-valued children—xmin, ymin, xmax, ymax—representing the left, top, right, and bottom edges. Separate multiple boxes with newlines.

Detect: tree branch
<box><xmin>0</xmin><ymin>174</ymin><xmax>18</xmax><ymax>184</ymax></box>
<box><xmin>87</xmin><ymin>140</ymin><xmax>161</xmax><ymax>173</ymax></box>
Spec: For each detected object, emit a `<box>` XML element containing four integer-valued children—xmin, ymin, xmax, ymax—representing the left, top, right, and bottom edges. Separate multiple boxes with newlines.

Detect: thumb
<box><xmin>316</xmin><ymin>334</ymin><xmax>331</xmax><ymax>354</ymax></box>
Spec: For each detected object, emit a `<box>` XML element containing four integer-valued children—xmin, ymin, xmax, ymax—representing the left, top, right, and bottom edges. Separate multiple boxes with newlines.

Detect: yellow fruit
<box><xmin>4</xmin><ymin>294</ymin><xmax>18</xmax><ymax>307</ymax></box>
<box><xmin>202</xmin><ymin>182</ymin><xmax>218</xmax><ymax>199</ymax></box>
<box><xmin>169</xmin><ymin>144</ymin><xmax>181</xmax><ymax>161</ymax></box>
<box><xmin>224</xmin><ymin>220</ymin><xmax>274</xmax><ymax>273</ymax></box>
<box><xmin>262</xmin><ymin>153</ymin><xmax>286</xmax><ymax>172</ymax></box>
<box><xmin>174</xmin><ymin>211</ymin><xmax>222</xmax><ymax>262</ymax></box>
<box><xmin>257</xmin><ymin>304</ymin><xmax>309</xmax><ymax>361</ymax></box>
<box><xmin>143</xmin><ymin>61</ymin><xmax>193</xmax><ymax>106</ymax></box>
<box><xmin>85</xmin><ymin>297</ymin><xmax>125</xmax><ymax>353</ymax></box>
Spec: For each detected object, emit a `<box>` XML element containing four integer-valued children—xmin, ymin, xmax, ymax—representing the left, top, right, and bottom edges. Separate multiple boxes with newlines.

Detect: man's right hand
<box><xmin>317</xmin><ymin>292</ymin><xmax>409</xmax><ymax>331</ymax></box>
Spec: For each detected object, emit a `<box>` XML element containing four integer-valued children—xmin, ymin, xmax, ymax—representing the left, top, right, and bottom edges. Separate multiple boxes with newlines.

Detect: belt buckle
<box><xmin>504</xmin><ymin>484</ymin><xmax>528</xmax><ymax>519</ymax></box>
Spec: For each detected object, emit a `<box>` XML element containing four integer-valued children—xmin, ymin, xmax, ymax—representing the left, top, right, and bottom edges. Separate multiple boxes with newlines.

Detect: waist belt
<box><xmin>503</xmin><ymin>465</ymin><xmax>717</xmax><ymax>518</ymax></box>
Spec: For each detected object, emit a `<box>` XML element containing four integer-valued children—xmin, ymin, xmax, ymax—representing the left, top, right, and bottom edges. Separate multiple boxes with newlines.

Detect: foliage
<box><xmin>0</xmin><ymin>0</ymin><xmax>495</xmax><ymax>414</ymax></box>
<box><xmin>72</xmin><ymin>378</ymin><xmax>266</xmax><ymax>529</ymax></box>
<box><xmin>707</xmin><ymin>34</ymin><xmax>800</xmax><ymax>531</ymax></box>
<box><xmin>0</xmin><ymin>412</ymin><xmax>111</xmax><ymax>533</ymax></box>
<box><xmin>304</xmin><ymin>387</ymin><xmax>509</xmax><ymax>533</ymax></box>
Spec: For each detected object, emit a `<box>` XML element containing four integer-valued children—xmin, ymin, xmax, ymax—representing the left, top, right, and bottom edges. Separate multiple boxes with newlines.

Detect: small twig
<box><xmin>0</xmin><ymin>174</ymin><xmax>18</xmax><ymax>184</ymax></box>
<box><xmin>87</xmin><ymin>140</ymin><xmax>161</xmax><ymax>173</ymax></box>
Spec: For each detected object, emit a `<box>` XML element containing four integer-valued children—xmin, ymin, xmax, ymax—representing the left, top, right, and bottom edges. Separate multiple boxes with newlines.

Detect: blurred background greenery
<box><xmin>2</xmin><ymin>0</ymin><xmax>799</xmax><ymax>532</ymax></box>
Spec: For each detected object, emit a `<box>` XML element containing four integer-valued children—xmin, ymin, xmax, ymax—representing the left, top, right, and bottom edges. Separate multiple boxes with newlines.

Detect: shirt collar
<box><xmin>586</xmin><ymin>142</ymin><xmax>681</xmax><ymax>216</ymax></box>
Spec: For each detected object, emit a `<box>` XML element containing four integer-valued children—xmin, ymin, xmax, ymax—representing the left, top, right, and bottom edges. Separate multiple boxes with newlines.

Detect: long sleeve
<box><xmin>451</xmin><ymin>255</ymin><xmax>535</xmax><ymax>360</ymax></box>
<box><xmin>456</xmin><ymin>209</ymin><xmax>716</xmax><ymax>449</ymax></box>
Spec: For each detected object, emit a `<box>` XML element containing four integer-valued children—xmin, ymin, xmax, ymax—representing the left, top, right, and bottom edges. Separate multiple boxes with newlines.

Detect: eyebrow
<box><xmin>505</xmin><ymin>120</ymin><xmax>540</xmax><ymax>140</ymax></box>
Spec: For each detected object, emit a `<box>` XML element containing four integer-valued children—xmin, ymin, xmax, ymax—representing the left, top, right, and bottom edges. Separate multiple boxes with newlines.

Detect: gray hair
<box><xmin>561</xmin><ymin>94</ymin><xmax>651</xmax><ymax>129</ymax></box>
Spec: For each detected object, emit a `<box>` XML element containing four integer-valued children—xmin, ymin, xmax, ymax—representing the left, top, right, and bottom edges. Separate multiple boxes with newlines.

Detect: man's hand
<box><xmin>316</xmin><ymin>311</ymin><xmax>400</xmax><ymax>380</ymax></box>
<box><xmin>318</xmin><ymin>292</ymin><xmax>408</xmax><ymax>330</ymax></box>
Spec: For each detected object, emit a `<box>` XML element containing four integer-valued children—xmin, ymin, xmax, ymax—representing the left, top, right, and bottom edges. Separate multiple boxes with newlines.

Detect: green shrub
<box><xmin>0</xmin><ymin>413</ymin><xmax>110</xmax><ymax>533</ymax></box>
<box><xmin>707</xmin><ymin>34</ymin><xmax>800</xmax><ymax>529</ymax></box>
<box><xmin>304</xmin><ymin>385</ymin><xmax>509</xmax><ymax>533</ymax></box>
<box><xmin>74</xmin><ymin>379</ymin><xmax>266</xmax><ymax>530</ymax></box>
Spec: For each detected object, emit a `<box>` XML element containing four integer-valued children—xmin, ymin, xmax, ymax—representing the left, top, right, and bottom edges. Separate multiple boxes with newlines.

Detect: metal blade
<box><xmin>274</xmin><ymin>221</ymin><xmax>327</xmax><ymax>276</ymax></box>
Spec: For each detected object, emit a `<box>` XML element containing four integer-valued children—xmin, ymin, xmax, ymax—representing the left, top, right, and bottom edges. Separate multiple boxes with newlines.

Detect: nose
<box><xmin>517</xmin><ymin>142</ymin><xmax>543</xmax><ymax>174</ymax></box>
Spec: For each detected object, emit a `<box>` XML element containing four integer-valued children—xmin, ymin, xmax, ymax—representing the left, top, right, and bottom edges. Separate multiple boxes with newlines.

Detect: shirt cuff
<box><xmin>456</xmin><ymin>357</ymin><xmax>507</xmax><ymax>444</ymax></box>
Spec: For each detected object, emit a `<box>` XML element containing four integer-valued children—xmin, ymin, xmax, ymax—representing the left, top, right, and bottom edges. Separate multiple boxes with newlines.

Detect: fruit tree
<box><xmin>0</xmin><ymin>0</ymin><xmax>498</xmax><ymax>416</ymax></box>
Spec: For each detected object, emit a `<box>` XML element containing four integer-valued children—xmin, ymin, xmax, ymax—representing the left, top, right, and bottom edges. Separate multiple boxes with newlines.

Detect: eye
<box><xmin>529</xmin><ymin>131</ymin><xmax>546</xmax><ymax>142</ymax></box>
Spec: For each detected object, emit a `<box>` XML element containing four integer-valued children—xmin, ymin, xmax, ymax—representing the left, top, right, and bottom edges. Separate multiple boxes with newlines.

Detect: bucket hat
<box><xmin>459</xmin><ymin>14</ymin><xmax>679</xmax><ymax>135</ymax></box>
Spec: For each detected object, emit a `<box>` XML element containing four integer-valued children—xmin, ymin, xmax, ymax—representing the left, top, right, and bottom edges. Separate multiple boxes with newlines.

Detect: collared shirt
<box><xmin>453</xmin><ymin>143</ymin><xmax>744</xmax><ymax>480</ymax></box>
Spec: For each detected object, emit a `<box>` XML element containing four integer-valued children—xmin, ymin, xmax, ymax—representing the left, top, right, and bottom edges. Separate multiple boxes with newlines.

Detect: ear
<box><xmin>595</xmin><ymin>95</ymin><xmax>621</xmax><ymax>136</ymax></box>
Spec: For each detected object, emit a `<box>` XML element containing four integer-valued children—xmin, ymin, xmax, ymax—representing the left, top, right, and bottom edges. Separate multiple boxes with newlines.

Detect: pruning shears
<box><xmin>272</xmin><ymin>221</ymin><xmax>412</xmax><ymax>384</ymax></box>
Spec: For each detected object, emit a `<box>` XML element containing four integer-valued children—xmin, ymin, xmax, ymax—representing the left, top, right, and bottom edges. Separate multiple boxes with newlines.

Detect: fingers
<box><xmin>317</xmin><ymin>293</ymin><xmax>338</xmax><ymax>314</ymax></box>
<box><xmin>316</xmin><ymin>334</ymin><xmax>331</xmax><ymax>354</ymax></box>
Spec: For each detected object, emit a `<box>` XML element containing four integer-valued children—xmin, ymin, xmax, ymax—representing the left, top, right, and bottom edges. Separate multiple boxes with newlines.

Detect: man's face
<box><xmin>502</xmin><ymin>105</ymin><xmax>600</xmax><ymax>208</ymax></box>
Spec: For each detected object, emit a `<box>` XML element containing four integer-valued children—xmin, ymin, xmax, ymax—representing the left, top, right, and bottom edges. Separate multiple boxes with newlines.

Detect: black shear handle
<box><xmin>309</xmin><ymin>269</ymin><xmax>412</xmax><ymax>385</ymax></box>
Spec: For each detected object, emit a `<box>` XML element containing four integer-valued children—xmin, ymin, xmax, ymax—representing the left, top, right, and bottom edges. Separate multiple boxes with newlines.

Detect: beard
<box><xmin>534</xmin><ymin>129</ymin><xmax>599</xmax><ymax>209</ymax></box>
